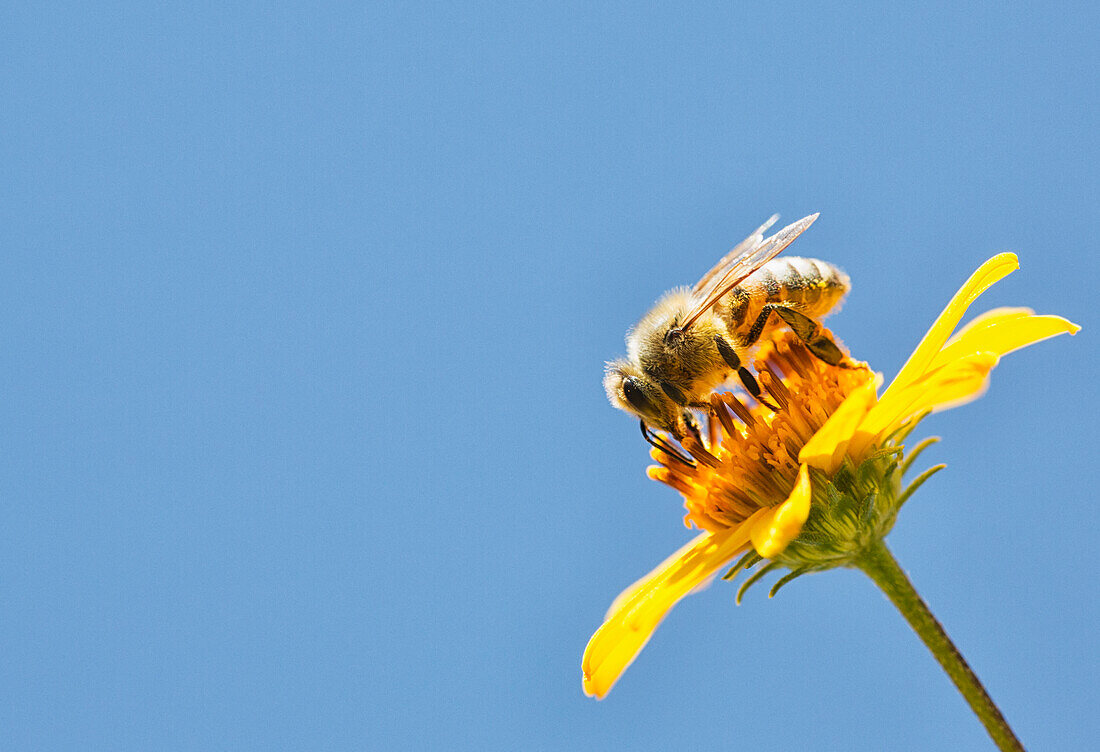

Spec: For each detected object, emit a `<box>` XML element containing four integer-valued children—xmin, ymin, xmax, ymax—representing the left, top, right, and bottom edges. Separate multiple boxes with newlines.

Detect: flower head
<box><xmin>583</xmin><ymin>253</ymin><xmax>1079</xmax><ymax>699</ymax></box>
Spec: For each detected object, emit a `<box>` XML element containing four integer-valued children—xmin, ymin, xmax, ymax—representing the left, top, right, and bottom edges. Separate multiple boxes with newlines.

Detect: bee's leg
<box><xmin>739</xmin><ymin>304</ymin><xmax>781</xmax><ymax>349</ymax></box>
<box><xmin>681</xmin><ymin>411</ymin><xmax>703</xmax><ymax>443</ymax></box>
<box><xmin>769</xmin><ymin>306</ymin><xmax>846</xmax><ymax>366</ymax></box>
<box><xmin>742</xmin><ymin>303</ymin><xmax>846</xmax><ymax>367</ymax></box>
<box><xmin>714</xmin><ymin>334</ymin><xmax>779</xmax><ymax>411</ymax></box>
<box><xmin>639</xmin><ymin>419</ymin><xmax>695</xmax><ymax>467</ymax></box>
<box><xmin>737</xmin><ymin>367</ymin><xmax>780</xmax><ymax>412</ymax></box>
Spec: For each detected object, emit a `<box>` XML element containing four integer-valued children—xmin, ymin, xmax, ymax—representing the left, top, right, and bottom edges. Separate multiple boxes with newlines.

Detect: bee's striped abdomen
<box><xmin>724</xmin><ymin>256</ymin><xmax>849</xmax><ymax>346</ymax></box>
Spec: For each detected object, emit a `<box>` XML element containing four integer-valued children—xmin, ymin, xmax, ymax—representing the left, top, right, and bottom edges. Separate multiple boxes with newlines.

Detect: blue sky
<box><xmin>0</xmin><ymin>3</ymin><xmax>1096</xmax><ymax>750</ymax></box>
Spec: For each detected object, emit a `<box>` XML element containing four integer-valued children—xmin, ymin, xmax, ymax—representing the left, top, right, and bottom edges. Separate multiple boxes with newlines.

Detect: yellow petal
<box><xmin>945</xmin><ymin>306</ymin><xmax>1034</xmax><ymax>343</ymax></box>
<box><xmin>882</xmin><ymin>253</ymin><xmax>1018</xmax><ymax>400</ymax></box>
<box><xmin>582</xmin><ymin>510</ymin><xmax>767</xmax><ymax>699</ymax></box>
<box><xmin>852</xmin><ymin>352</ymin><xmax>999</xmax><ymax>452</ymax></box>
<box><xmin>603</xmin><ymin>528</ymin><xmax>718</xmax><ymax>620</ymax></box>
<box><xmin>751</xmin><ymin>464</ymin><xmax>812</xmax><ymax>558</ymax></box>
<box><xmin>851</xmin><ymin>306</ymin><xmax>1079</xmax><ymax>456</ymax></box>
<box><xmin>932</xmin><ymin>307</ymin><xmax>1080</xmax><ymax>368</ymax></box>
<box><xmin>798</xmin><ymin>374</ymin><xmax>881</xmax><ymax>473</ymax></box>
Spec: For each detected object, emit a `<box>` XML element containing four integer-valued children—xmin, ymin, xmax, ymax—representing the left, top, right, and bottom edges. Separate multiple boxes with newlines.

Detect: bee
<box><xmin>604</xmin><ymin>213</ymin><xmax>850</xmax><ymax>462</ymax></box>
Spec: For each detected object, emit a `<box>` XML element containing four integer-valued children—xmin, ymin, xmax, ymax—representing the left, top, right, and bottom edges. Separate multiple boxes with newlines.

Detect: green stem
<box><xmin>854</xmin><ymin>539</ymin><xmax>1024</xmax><ymax>752</ymax></box>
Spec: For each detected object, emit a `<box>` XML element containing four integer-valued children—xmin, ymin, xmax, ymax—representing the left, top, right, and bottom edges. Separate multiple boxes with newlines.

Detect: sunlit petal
<box><xmin>799</xmin><ymin>375</ymin><xmax>881</xmax><ymax>473</ymax></box>
<box><xmin>604</xmin><ymin>529</ymin><xmax>717</xmax><ymax>620</ymax></box>
<box><xmin>932</xmin><ymin>308</ymin><xmax>1080</xmax><ymax>368</ymax></box>
<box><xmin>751</xmin><ymin>464</ymin><xmax>812</xmax><ymax>558</ymax></box>
<box><xmin>882</xmin><ymin>253</ymin><xmax>1017</xmax><ymax>400</ymax></box>
<box><xmin>582</xmin><ymin>512</ymin><xmax>765</xmax><ymax>699</ymax></box>
<box><xmin>854</xmin><ymin>353</ymin><xmax>999</xmax><ymax>451</ymax></box>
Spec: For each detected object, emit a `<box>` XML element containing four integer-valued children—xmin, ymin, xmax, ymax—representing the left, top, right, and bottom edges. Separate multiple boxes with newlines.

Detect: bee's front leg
<box><xmin>681</xmin><ymin>411</ymin><xmax>703</xmax><ymax>443</ymax></box>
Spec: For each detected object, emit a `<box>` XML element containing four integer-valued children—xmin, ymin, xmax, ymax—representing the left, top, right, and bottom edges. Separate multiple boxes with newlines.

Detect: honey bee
<box><xmin>604</xmin><ymin>213</ymin><xmax>850</xmax><ymax>461</ymax></box>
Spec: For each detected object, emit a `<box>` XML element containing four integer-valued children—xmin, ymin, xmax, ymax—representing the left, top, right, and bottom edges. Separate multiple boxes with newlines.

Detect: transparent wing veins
<box><xmin>692</xmin><ymin>214</ymin><xmax>779</xmax><ymax>295</ymax></box>
<box><xmin>680</xmin><ymin>213</ymin><xmax>820</xmax><ymax>331</ymax></box>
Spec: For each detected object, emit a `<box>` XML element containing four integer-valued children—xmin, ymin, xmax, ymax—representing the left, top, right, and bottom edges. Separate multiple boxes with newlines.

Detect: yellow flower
<box><xmin>582</xmin><ymin>253</ymin><xmax>1079</xmax><ymax>700</ymax></box>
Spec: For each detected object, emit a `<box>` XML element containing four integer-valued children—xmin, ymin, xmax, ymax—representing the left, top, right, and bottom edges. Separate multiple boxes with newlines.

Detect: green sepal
<box><xmin>721</xmin><ymin>434</ymin><xmax>947</xmax><ymax>595</ymax></box>
<box><xmin>736</xmin><ymin>561</ymin><xmax>781</xmax><ymax>605</ymax></box>
<box><xmin>897</xmin><ymin>464</ymin><xmax>946</xmax><ymax>510</ymax></box>
<box><xmin>900</xmin><ymin>436</ymin><xmax>940</xmax><ymax>476</ymax></box>
<box><xmin>768</xmin><ymin>568</ymin><xmax>809</xmax><ymax>598</ymax></box>
<box><xmin>722</xmin><ymin>550</ymin><xmax>761</xmax><ymax>580</ymax></box>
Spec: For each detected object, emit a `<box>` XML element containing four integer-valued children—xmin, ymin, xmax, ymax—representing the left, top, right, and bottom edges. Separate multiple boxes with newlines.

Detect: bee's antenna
<box><xmin>639</xmin><ymin>420</ymin><xmax>696</xmax><ymax>468</ymax></box>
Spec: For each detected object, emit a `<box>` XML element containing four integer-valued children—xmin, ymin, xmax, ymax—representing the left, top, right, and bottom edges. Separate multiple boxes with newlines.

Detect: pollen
<box><xmin>648</xmin><ymin>331</ymin><xmax>875</xmax><ymax>533</ymax></box>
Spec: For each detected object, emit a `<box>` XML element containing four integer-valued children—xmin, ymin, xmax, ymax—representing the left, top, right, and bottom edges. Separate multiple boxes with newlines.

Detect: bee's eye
<box><xmin>622</xmin><ymin>376</ymin><xmax>653</xmax><ymax>414</ymax></box>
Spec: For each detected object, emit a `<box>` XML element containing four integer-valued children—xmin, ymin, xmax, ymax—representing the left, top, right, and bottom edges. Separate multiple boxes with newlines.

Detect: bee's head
<box><xmin>604</xmin><ymin>359</ymin><xmax>683</xmax><ymax>435</ymax></box>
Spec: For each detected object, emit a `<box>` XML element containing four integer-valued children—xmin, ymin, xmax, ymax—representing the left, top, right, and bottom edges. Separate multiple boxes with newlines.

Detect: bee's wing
<box><xmin>692</xmin><ymin>214</ymin><xmax>779</xmax><ymax>295</ymax></box>
<box><xmin>680</xmin><ymin>213</ymin><xmax>819</xmax><ymax>331</ymax></box>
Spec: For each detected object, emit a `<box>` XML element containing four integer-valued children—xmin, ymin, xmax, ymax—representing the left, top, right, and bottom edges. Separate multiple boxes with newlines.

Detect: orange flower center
<box><xmin>647</xmin><ymin>331</ymin><xmax>875</xmax><ymax>533</ymax></box>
